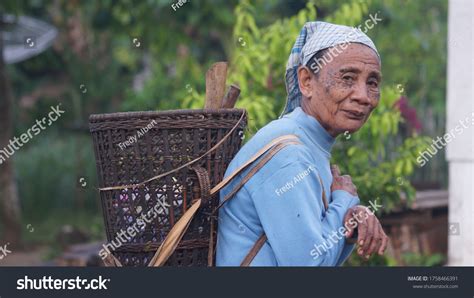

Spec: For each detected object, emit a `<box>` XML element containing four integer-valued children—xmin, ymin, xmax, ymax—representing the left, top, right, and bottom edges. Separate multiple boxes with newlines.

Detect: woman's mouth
<box><xmin>342</xmin><ymin>110</ymin><xmax>366</xmax><ymax>120</ymax></box>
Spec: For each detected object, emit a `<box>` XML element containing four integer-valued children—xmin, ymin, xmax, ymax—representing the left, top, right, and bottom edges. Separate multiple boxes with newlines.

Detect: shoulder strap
<box><xmin>241</xmin><ymin>234</ymin><xmax>268</xmax><ymax>266</ymax></box>
<box><xmin>215</xmin><ymin>137</ymin><xmax>302</xmax><ymax>211</ymax></box>
<box><xmin>147</xmin><ymin>134</ymin><xmax>302</xmax><ymax>267</ymax></box>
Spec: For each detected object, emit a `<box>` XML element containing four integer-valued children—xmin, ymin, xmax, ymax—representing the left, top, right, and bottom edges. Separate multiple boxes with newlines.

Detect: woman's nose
<box><xmin>350</xmin><ymin>82</ymin><xmax>371</xmax><ymax>106</ymax></box>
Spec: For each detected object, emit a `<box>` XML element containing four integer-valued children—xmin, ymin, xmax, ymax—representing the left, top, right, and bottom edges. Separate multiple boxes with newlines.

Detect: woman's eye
<box><xmin>368</xmin><ymin>80</ymin><xmax>379</xmax><ymax>88</ymax></box>
<box><xmin>342</xmin><ymin>75</ymin><xmax>354</xmax><ymax>82</ymax></box>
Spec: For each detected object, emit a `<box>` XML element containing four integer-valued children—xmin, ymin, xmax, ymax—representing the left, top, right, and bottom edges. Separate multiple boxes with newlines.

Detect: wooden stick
<box><xmin>205</xmin><ymin>62</ymin><xmax>228</xmax><ymax>109</ymax></box>
<box><xmin>221</xmin><ymin>84</ymin><xmax>241</xmax><ymax>108</ymax></box>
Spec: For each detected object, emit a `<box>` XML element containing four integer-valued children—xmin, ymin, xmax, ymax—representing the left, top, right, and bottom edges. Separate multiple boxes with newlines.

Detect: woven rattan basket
<box><xmin>89</xmin><ymin>109</ymin><xmax>247</xmax><ymax>266</ymax></box>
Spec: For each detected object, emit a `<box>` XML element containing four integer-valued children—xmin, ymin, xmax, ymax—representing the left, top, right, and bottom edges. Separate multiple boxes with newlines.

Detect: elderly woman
<box><xmin>216</xmin><ymin>21</ymin><xmax>389</xmax><ymax>266</ymax></box>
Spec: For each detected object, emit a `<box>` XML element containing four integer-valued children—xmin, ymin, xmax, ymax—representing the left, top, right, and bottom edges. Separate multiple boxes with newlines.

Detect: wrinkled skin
<box><xmin>299</xmin><ymin>43</ymin><xmax>382</xmax><ymax>136</ymax></box>
<box><xmin>298</xmin><ymin>43</ymin><xmax>388</xmax><ymax>260</ymax></box>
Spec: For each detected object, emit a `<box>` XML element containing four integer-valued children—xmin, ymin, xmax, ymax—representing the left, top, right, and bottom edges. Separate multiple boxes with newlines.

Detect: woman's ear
<box><xmin>297</xmin><ymin>66</ymin><xmax>314</xmax><ymax>98</ymax></box>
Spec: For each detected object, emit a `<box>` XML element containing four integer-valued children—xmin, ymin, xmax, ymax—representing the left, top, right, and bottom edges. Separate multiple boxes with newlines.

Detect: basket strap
<box><xmin>103</xmin><ymin>252</ymin><xmax>123</xmax><ymax>267</ymax></box>
<box><xmin>149</xmin><ymin>199</ymin><xmax>202</xmax><ymax>266</ymax></box>
<box><xmin>148</xmin><ymin>134</ymin><xmax>301</xmax><ymax>267</ymax></box>
<box><xmin>215</xmin><ymin>138</ymin><xmax>302</xmax><ymax>212</ymax></box>
<box><xmin>241</xmin><ymin>234</ymin><xmax>268</xmax><ymax>266</ymax></box>
<box><xmin>191</xmin><ymin>166</ymin><xmax>211</xmax><ymax>203</ymax></box>
<box><xmin>210</xmin><ymin>135</ymin><xmax>301</xmax><ymax>196</ymax></box>
<box><xmin>208</xmin><ymin>217</ymin><xmax>215</xmax><ymax>266</ymax></box>
<box><xmin>191</xmin><ymin>165</ymin><xmax>214</xmax><ymax>266</ymax></box>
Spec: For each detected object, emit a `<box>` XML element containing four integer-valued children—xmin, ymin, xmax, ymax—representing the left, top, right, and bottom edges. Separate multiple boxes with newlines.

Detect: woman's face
<box><xmin>299</xmin><ymin>43</ymin><xmax>382</xmax><ymax>137</ymax></box>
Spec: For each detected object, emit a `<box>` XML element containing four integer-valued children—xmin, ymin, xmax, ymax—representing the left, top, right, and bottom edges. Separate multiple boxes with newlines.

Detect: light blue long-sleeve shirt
<box><xmin>216</xmin><ymin>107</ymin><xmax>360</xmax><ymax>266</ymax></box>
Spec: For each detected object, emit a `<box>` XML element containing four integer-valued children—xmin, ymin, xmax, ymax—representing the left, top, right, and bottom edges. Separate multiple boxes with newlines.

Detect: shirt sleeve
<box><xmin>333</xmin><ymin>190</ymin><xmax>358</xmax><ymax>266</ymax></box>
<box><xmin>246</xmin><ymin>152</ymin><xmax>359</xmax><ymax>266</ymax></box>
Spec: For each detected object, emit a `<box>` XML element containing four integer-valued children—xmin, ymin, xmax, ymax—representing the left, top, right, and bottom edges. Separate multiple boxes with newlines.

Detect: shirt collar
<box><xmin>285</xmin><ymin>107</ymin><xmax>336</xmax><ymax>155</ymax></box>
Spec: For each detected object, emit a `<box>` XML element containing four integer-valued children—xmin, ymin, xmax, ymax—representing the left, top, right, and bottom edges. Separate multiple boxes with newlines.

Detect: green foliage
<box><xmin>345</xmin><ymin>251</ymin><xmax>445</xmax><ymax>266</ymax></box>
<box><xmin>333</xmin><ymin>87</ymin><xmax>432</xmax><ymax>211</ymax></box>
<box><xmin>324</xmin><ymin>0</ymin><xmax>370</xmax><ymax>25</ymax></box>
<box><xmin>401</xmin><ymin>252</ymin><xmax>445</xmax><ymax>266</ymax></box>
<box><xmin>370</xmin><ymin>0</ymin><xmax>447</xmax><ymax>117</ymax></box>
<box><xmin>345</xmin><ymin>251</ymin><xmax>398</xmax><ymax>266</ymax></box>
<box><xmin>14</xmin><ymin>133</ymin><xmax>99</xmax><ymax>220</ymax></box>
<box><xmin>367</xmin><ymin>0</ymin><xmax>448</xmax><ymax>186</ymax></box>
<box><xmin>182</xmin><ymin>0</ymin><xmax>319</xmax><ymax>129</ymax></box>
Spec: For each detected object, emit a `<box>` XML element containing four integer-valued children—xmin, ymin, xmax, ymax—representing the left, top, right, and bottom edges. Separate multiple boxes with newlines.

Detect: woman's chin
<box><xmin>339</xmin><ymin>123</ymin><xmax>364</xmax><ymax>134</ymax></box>
<box><xmin>344</xmin><ymin>118</ymin><xmax>367</xmax><ymax>132</ymax></box>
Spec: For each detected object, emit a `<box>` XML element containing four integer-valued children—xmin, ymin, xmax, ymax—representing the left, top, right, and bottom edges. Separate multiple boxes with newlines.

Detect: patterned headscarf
<box><xmin>280</xmin><ymin>21</ymin><xmax>380</xmax><ymax>118</ymax></box>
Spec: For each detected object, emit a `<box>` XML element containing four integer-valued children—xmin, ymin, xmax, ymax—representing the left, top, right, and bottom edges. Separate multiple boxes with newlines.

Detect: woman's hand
<box><xmin>330</xmin><ymin>164</ymin><xmax>358</xmax><ymax>196</ymax></box>
<box><xmin>343</xmin><ymin>205</ymin><xmax>389</xmax><ymax>259</ymax></box>
<box><xmin>330</xmin><ymin>164</ymin><xmax>388</xmax><ymax>259</ymax></box>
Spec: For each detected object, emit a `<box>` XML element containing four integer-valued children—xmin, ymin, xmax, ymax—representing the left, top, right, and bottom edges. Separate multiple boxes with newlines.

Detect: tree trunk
<box><xmin>0</xmin><ymin>30</ymin><xmax>23</xmax><ymax>247</ymax></box>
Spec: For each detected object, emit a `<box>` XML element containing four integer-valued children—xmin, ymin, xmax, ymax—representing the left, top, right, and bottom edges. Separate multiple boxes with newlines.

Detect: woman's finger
<box><xmin>357</xmin><ymin>211</ymin><xmax>368</xmax><ymax>255</ymax></box>
<box><xmin>344</xmin><ymin>211</ymin><xmax>358</xmax><ymax>238</ymax></box>
<box><xmin>362</xmin><ymin>214</ymin><xmax>375</xmax><ymax>256</ymax></box>
<box><xmin>331</xmin><ymin>164</ymin><xmax>341</xmax><ymax>177</ymax></box>
<box><xmin>378</xmin><ymin>231</ymin><xmax>389</xmax><ymax>255</ymax></box>
<box><xmin>367</xmin><ymin>223</ymin><xmax>382</xmax><ymax>257</ymax></box>
<box><xmin>341</xmin><ymin>175</ymin><xmax>352</xmax><ymax>186</ymax></box>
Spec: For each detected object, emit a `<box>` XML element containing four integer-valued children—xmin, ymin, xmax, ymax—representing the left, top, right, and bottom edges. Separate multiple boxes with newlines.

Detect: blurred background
<box><xmin>1</xmin><ymin>0</ymin><xmax>470</xmax><ymax>266</ymax></box>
